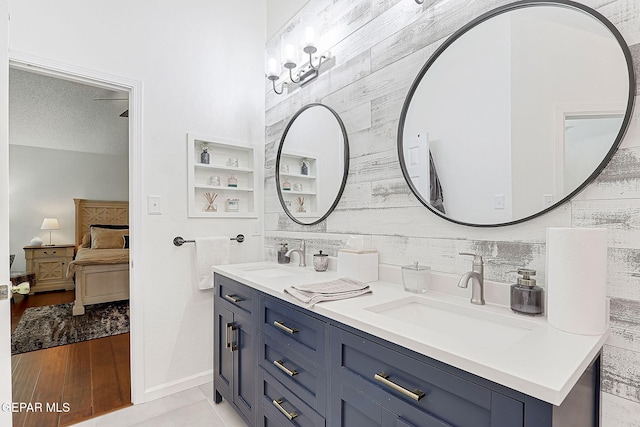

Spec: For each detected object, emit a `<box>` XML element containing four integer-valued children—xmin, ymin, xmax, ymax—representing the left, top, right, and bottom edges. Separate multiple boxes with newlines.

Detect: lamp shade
<box><xmin>281</xmin><ymin>31</ymin><xmax>299</xmax><ymax>69</ymax></box>
<box><xmin>40</xmin><ymin>217</ymin><xmax>60</xmax><ymax>230</ymax></box>
<box><xmin>301</xmin><ymin>13</ymin><xmax>319</xmax><ymax>54</ymax></box>
<box><xmin>265</xmin><ymin>47</ymin><xmax>281</xmax><ymax>79</ymax></box>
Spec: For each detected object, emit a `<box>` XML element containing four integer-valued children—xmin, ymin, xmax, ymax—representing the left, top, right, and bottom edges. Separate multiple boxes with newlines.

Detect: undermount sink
<box><xmin>365</xmin><ymin>296</ymin><xmax>540</xmax><ymax>353</ymax></box>
<box><xmin>238</xmin><ymin>264</ymin><xmax>307</xmax><ymax>278</ymax></box>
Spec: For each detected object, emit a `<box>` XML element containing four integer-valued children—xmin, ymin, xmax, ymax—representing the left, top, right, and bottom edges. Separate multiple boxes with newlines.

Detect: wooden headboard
<box><xmin>74</xmin><ymin>198</ymin><xmax>129</xmax><ymax>248</ymax></box>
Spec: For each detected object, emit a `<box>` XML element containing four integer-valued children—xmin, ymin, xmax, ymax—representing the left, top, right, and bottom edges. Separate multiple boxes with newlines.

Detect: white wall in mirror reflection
<box><xmin>403</xmin><ymin>5</ymin><xmax>629</xmax><ymax>225</ymax></box>
<box><xmin>279</xmin><ymin>105</ymin><xmax>344</xmax><ymax>223</ymax></box>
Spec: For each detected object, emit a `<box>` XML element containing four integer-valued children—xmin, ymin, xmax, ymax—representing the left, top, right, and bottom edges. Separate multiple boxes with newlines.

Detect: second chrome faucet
<box><xmin>285</xmin><ymin>240</ymin><xmax>306</xmax><ymax>267</ymax></box>
<box><xmin>458</xmin><ymin>252</ymin><xmax>485</xmax><ymax>305</ymax></box>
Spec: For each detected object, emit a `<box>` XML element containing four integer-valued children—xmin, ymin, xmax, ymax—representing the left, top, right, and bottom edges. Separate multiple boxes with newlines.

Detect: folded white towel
<box><xmin>194</xmin><ymin>237</ymin><xmax>230</xmax><ymax>290</ymax></box>
<box><xmin>284</xmin><ymin>278</ymin><xmax>372</xmax><ymax>308</ymax></box>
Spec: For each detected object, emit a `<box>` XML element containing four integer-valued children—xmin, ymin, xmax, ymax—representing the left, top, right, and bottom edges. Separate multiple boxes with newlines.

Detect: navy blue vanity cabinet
<box><xmin>214</xmin><ymin>274</ymin><xmax>257</xmax><ymax>426</ymax></box>
<box><xmin>256</xmin><ymin>294</ymin><xmax>328</xmax><ymax>426</ymax></box>
<box><xmin>213</xmin><ymin>273</ymin><xmax>600</xmax><ymax>427</ymax></box>
<box><xmin>329</xmin><ymin>326</ymin><xmax>524</xmax><ymax>427</ymax></box>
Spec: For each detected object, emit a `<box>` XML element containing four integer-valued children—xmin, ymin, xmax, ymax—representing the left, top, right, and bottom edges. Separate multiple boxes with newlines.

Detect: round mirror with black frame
<box><xmin>398</xmin><ymin>0</ymin><xmax>635</xmax><ymax>227</ymax></box>
<box><xmin>276</xmin><ymin>103</ymin><xmax>349</xmax><ymax>225</ymax></box>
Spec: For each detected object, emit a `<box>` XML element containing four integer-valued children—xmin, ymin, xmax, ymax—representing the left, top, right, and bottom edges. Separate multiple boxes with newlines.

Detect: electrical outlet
<box><xmin>148</xmin><ymin>195</ymin><xmax>162</xmax><ymax>215</ymax></box>
<box><xmin>543</xmin><ymin>194</ymin><xmax>553</xmax><ymax>208</ymax></box>
<box><xmin>494</xmin><ymin>194</ymin><xmax>505</xmax><ymax>210</ymax></box>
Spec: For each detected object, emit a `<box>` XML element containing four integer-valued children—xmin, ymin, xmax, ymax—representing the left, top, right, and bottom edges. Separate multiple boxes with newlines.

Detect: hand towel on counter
<box><xmin>194</xmin><ymin>237</ymin><xmax>230</xmax><ymax>290</ymax></box>
<box><xmin>546</xmin><ymin>227</ymin><xmax>608</xmax><ymax>335</ymax></box>
<box><xmin>284</xmin><ymin>278</ymin><xmax>372</xmax><ymax>308</ymax></box>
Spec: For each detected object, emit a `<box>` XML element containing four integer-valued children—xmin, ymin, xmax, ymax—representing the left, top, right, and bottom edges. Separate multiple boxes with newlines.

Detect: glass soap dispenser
<box><xmin>510</xmin><ymin>268</ymin><xmax>543</xmax><ymax>316</ymax></box>
<box><xmin>277</xmin><ymin>243</ymin><xmax>290</xmax><ymax>264</ymax></box>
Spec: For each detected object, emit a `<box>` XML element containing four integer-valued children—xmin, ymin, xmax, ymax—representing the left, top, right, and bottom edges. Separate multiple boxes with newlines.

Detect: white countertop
<box><xmin>212</xmin><ymin>261</ymin><xmax>608</xmax><ymax>406</ymax></box>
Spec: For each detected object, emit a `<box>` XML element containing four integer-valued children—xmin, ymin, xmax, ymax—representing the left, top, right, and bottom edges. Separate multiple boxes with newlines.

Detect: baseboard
<box><xmin>142</xmin><ymin>370</ymin><xmax>214</xmax><ymax>403</ymax></box>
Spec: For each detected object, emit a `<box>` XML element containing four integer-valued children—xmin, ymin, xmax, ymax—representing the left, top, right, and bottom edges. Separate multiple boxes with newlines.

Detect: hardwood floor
<box><xmin>10</xmin><ymin>291</ymin><xmax>131</xmax><ymax>427</ymax></box>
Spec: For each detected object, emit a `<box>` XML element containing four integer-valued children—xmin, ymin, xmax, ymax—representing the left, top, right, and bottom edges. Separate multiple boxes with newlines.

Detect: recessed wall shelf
<box><xmin>279</xmin><ymin>151</ymin><xmax>318</xmax><ymax>217</ymax></box>
<box><xmin>187</xmin><ymin>133</ymin><xmax>258</xmax><ymax>218</ymax></box>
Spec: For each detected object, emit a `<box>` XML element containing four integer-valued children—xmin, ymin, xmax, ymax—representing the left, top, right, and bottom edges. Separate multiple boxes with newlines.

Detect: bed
<box><xmin>67</xmin><ymin>198</ymin><xmax>130</xmax><ymax>315</ymax></box>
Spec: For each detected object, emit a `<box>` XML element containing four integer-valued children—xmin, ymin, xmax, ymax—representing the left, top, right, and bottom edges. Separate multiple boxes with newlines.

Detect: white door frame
<box><xmin>7</xmin><ymin>51</ymin><xmax>145</xmax><ymax>405</ymax></box>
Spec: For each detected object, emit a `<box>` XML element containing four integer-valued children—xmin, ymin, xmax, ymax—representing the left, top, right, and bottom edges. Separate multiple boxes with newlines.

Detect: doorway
<box><xmin>6</xmin><ymin>55</ymin><xmax>143</xmax><ymax>425</ymax></box>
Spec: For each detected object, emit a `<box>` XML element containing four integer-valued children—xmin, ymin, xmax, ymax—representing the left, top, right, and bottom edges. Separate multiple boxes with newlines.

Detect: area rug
<box><xmin>11</xmin><ymin>300</ymin><xmax>129</xmax><ymax>355</ymax></box>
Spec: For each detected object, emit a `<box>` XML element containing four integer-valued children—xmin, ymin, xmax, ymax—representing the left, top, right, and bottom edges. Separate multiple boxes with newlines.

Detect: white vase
<box><xmin>30</xmin><ymin>236</ymin><xmax>43</xmax><ymax>246</ymax></box>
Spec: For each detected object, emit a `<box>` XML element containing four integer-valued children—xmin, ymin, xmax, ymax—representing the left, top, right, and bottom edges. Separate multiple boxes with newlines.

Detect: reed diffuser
<box><xmin>296</xmin><ymin>196</ymin><xmax>306</xmax><ymax>213</ymax></box>
<box><xmin>203</xmin><ymin>192</ymin><xmax>218</xmax><ymax>212</ymax></box>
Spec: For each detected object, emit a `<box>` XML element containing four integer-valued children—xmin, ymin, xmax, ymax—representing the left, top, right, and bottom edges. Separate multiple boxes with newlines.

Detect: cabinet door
<box><xmin>214</xmin><ymin>302</ymin><xmax>234</xmax><ymax>403</ymax></box>
<box><xmin>491</xmin><ymin>392</ymin><xmax>523</xmax><ymax>427</ymax></box>
<box><xmin>234</xmin><ymin>308</ymin><xmax>256</xmax><ymax>423</ymax></box>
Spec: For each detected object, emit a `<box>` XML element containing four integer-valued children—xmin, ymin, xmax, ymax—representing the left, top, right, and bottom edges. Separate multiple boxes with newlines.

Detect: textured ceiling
<box><xmin>9</xmin><ymin>68</ymin><xmax>129</xmax><ymax>156</ymax></box>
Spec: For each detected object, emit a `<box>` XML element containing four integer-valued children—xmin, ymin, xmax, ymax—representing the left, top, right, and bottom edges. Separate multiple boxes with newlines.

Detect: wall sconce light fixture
<box><xmin>265</xmin><ymin>13</ymin><xmax>331</xmax><ymax>95</ymax></box>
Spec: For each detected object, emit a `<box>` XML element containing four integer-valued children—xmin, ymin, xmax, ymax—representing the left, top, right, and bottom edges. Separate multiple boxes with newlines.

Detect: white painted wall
<box><xmin>7</xmin><ymin>0</ymin><xmax>266</xmax><ymax>401</ymax></box>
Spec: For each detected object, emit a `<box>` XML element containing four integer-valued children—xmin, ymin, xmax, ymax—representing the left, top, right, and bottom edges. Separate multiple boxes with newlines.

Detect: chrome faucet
<box><xmin>458</xmin><ymin>252</ymin><xmax>485</xmax><ymax>305</ymax></box>
<box><xmin>285</xmin><ymin>240</ymin><xmax>306</xmax><ymax>267</ymax></box>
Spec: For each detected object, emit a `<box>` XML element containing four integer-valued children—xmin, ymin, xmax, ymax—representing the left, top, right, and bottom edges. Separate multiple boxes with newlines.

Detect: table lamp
<box><xmin>40</xmin><ymin>217</ymin><xmax>60</xmax><ymax>246</ymax></box>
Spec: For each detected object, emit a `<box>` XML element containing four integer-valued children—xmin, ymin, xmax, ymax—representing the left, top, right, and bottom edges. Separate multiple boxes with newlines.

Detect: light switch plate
<box><xmin>252</xmin><ymin>220</ymin><xmax>261</xmax><ymax>236</ymax></box>
<box><xmin>148</xmin><ymin>195</ymin><xmax>162</xmax><ymax>215</ymax></box>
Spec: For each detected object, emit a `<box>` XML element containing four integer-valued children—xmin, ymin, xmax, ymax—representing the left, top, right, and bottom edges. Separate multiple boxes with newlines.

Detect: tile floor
<box><xmin>71</xmin><ymin>382</ymin><xmax>247</xmax><ymax>427</ymax></box>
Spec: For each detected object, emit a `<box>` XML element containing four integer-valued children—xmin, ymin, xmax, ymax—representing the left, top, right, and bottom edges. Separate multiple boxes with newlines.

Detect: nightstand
<box><xmin>24</xmin><ymin>244</ymin><xmax>75</xmax><ymax>293</ymax></box>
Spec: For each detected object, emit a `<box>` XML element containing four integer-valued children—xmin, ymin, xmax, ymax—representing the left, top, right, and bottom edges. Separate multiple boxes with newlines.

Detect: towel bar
<box><xmin>173</xmin><ymin>234</ymin><xmax>244</xmax><ymax>246</ymax></box>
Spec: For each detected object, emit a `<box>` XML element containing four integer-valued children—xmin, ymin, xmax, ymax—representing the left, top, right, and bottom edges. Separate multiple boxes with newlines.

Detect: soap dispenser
<box><xmin>510</xmin><ymin>269</ymin><xmax>543</xmax><ymax>316</ymax></box>
<box><xmin>277</xmin><ymin>243</ymin><xmax>290</xmax><ymax>264</ymax></box>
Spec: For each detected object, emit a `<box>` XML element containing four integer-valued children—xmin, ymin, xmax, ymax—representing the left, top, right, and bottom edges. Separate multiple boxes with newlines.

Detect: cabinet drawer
<box><xmin>215</xmin><ymin>273</ymin><xmax>253</xmax><ymax>314</ymax></box>
<box><xmin>257</xmin><ymin>368</ymin><xmax>324</xmax><ymax>427</ymax></box>
<box><xmin>260</xmin><ymin>296</ymin><xmax>326</xmax><ymax>365</ymax></box>
<box><xmin>329</xmin><ymin>378</ymin><xmax>453</xmax><ymax>427</ymax></box>
<box><xmin>29</xmin><ymin>247</ymin><xmax>73</xmax><ymax>259</ymax></box>
<box><xmin>331</xmin><ymin>326</ymin><xmax>496</xmax><ymax>427</ymax></box>
<box><xmin>259</xmin><ymin>331</ymin><xmax>325</xmax><ymax>415</ymax></box>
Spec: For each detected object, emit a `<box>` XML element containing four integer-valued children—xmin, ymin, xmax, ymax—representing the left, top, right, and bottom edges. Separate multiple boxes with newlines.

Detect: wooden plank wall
<box><xmin>264</xmin><ymin>0</ymin><xmax>640</xmax><ymax>424</ymax></box>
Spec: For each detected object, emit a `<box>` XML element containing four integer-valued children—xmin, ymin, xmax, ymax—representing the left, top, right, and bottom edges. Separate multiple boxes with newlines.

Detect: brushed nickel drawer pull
<box><xmin>374</xmin><ymin>372</ymin><xmax>425</xmax><ymax>401</ymax></box>
<box><xmin>274</xmin><ymin>359</ymin><xmax>298</xmax><ymax>377</ymax></box>
<box><xmin>273</xmin><ymin>320</ymin><xmax>298</xmax><ymax>334</ymax></box>
<box><xmin>224</xmin><ymin>294</ymin><xmax>242</xmax><ymax>303</ymax></box>
<box><xmin>272</xmin><ymin>398</ymin><xmax>298</xmax><ymax>420</ymax></box>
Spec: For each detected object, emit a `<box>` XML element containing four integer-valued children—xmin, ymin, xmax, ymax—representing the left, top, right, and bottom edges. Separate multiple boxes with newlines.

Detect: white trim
<box><xmin>143</xmin><ymin>370</ymin><xmax>214</xmax><ymax>402</ymax></box>
<box><xmin>8</xmin><ymin>51</ymin><xmax>146</xmax><ymax>405</ymax></box>
<box><xmin>554</xmin><ymin>103</ymin><xmax>625</xmax><ymax>198</ymax></box>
